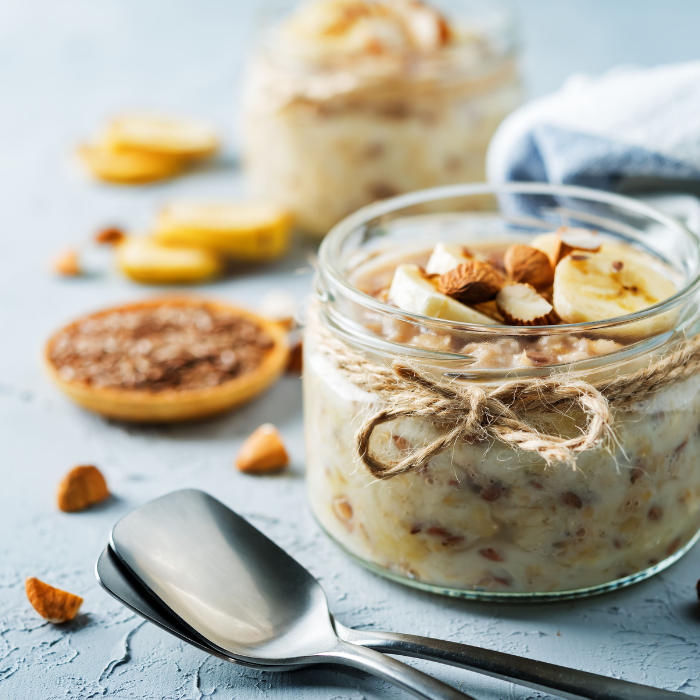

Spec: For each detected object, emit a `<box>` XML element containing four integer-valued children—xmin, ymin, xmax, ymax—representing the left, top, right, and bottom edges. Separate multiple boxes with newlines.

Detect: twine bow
<box><xmin>314</xmin><ymin>312</ymin><xmax>700</xmax><ymax>480</ymax></box>
<box><xmin>357</xmin><ymin>364</ymin><xmax>612</xmax><ymax>479</ymax></box>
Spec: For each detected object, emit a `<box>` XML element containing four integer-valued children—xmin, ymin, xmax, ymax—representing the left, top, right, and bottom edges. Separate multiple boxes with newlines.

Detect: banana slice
<box><xmin>388</xmin><ymin>264</ymin><xmax>496</xmax><ymax>324</ymax></box>
<box><xmin>117</xmin><ymin>236</ymin><xmax>223</xmax><ymax>284</ymax></box>
<box><xmin>425</xmin><ymin>242</ymin><xmax>473</xmax><ymax>275</ymax></box>
<box><xmin>78</xmin><ymin>143</ymin><xmax>185</xmax><ymax>184</ymax></box>
<box><xmin>154</xmin><ymin>202</ymin><xmax>292</xmax><ymax>261</ymax></box>
<box><xmin>105</xmin><ymin>115</ymin><xmax>219</xmax><ymax>159</ymax></box>
<box><xmin>553</xmin><ymin>249</ymin><xmax>677</xmax><ymax>324</ymax></box>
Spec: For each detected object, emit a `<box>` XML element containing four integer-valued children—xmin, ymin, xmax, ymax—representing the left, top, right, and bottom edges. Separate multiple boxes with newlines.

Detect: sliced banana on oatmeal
<box><xmin>388</xmin><ymin>263</ymin><xmax>496</xmax><ymax>324</ymax></box>
<box><xmin>425</xmin><ymin>242</ymin><xmax>474</xmax><ymax>275</ymax></box>
<box><xmin>553</xmin><ymin>249</ymin><xmax>677</xmax><ymax>324</ymax></box>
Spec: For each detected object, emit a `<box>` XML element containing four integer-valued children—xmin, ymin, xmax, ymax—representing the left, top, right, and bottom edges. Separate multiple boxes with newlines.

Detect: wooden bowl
<box><xmin>44</xmin><ymin>297</ymin><xmax>289</xmax><ymax>422</ymax></box>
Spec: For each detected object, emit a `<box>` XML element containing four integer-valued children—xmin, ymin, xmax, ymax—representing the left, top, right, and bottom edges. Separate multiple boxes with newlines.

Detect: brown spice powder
<box><xmin>48</xmin><ymin>303</ymin><xmax>274</xmax><ymax>393</ymax></box>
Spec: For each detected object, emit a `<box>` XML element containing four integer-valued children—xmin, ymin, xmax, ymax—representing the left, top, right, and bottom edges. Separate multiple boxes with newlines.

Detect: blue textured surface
<box><xmin>3</xmin><ymin>1</ymin><xmax>700</xmax><ymax>698</ymax></box>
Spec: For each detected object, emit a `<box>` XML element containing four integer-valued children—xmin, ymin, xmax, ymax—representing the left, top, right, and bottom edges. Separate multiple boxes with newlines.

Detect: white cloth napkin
<box><xmin>487</xmin><ymin>62</ymin><xmax>700</xmax><ymax>191</ymax></box>
<box><xmin>486</xmin><ymin>61</ymin><xmax>700</xmax><ymax>232</ymax></box>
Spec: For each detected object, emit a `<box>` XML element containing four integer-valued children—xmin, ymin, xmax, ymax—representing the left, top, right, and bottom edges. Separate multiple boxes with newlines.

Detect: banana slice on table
<box><xmin>425</xmin><ymin>242</ymin><xmax>473</xmax><ymax>275</ymax></box>
<box><xmin>105</xmin><ymin>115</ymin><xmax>219</xmax><ymax>160</ymax></box>
<box><xmin>154</xmin><ymin>202</ymin><xmax>292</xmax><ymax>261</ymax></box>
<box><xmin>79</xmin><ymin>143</ymin><xmax>185</xmax><ymax>184</ymax></box>
<box><xmin>389</xmin><ymin>264</ymin><xmax>497</xmax><ymax>325</ymax></box>
<box><xmin>117</xmin><ymin>236</ymin><xmax>223</xmax><ymax>284</ymax></box>
<box><xmin>553</xmin><ymin>249</ymin><xmax>677</xmax><ymax>324</ymax></box>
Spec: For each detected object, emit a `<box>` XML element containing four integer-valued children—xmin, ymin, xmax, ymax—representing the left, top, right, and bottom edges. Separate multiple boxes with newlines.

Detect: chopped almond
<box><xmin>26</xmin><ymin>577</ymin><xmax>83</xmax><ymax>623</ymax></box>
<box><xmin>57</xmin><ymin>465</ymin><xmax>110</xmax><ymax>512</ymax></box>
<box><xmin>95</xmin><ymin>227</ymin><xmax>126</xmax><ymax>245</ymax></box>
<box><xmin>496</xmin><ymin>283</ymin><xmax>558</xmax><ymax>326</ymax></box>
<box><xmin>437</xmin><ymin>260</ymin><xmax>505</xmax><ymax>303</ymax></box>
<box><xmin>236</xmin><ymin>423</ymin><xmax>289</xmax><ymax>474</ymax></box>
<box><xmin>287</xmin><ymin>339</ymin><xmax>303</xmax><ymax>374</ymax></box>
<box><xmin>53</xmin><ymin>249</ymin><xmax>81</xmax><ymax>277</ymax></box>
<box><xmin>504</xmin><ymin>245</ymin><xmax>554</xmax><ymax>289</ymax></box>
<box><xmin>559</xmin><ymin>228</ymin><xmax>601</xmax><ymax>255</ymax></box>
<box><xmin>531</xmin><ymin>228</ymin><xmax>601</xmax><ymax>267</ymax></box>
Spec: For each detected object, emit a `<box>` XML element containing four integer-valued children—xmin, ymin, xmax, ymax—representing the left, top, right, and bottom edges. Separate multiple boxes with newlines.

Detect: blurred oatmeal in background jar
<box><xmin>241</xmin><ymin>0</ymin><xmax>521</xmax><ymax>236</ymax></box>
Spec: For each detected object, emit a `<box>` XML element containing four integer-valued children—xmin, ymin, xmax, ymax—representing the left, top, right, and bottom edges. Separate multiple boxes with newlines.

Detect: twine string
<box><xmin>314</xmin><ymin>317</ymin><xmax>700</xmax><ymax>480</ymax></box>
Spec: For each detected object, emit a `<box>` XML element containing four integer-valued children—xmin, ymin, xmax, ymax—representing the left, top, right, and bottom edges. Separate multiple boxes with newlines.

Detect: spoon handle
<box><xmin>340</xmin><ymin>627</ymin><xmax>687</xmax><ymax>700</ymax></box>
<box><xmin>318</xmin><ymin>640</ymin><xmax>476</xmax><ymax>700</ymax></box>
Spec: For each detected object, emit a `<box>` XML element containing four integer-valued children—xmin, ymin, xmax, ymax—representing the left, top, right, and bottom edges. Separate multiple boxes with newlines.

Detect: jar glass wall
<box><xmin>241</xmin><ymin>0</ymin><xmax>521</xmax><ymax>236</ymax></box>
<box><xmin>304</xmin><ymin>182</ymin><xmax>700</xmax><ymax>600</ymax></box>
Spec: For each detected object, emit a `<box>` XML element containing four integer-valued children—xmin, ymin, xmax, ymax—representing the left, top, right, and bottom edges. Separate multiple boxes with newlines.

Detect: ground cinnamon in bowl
<box><xmin>45</xmin><ymin>298</ymin><xmax>289</xmax><ymax>422</ymax></box>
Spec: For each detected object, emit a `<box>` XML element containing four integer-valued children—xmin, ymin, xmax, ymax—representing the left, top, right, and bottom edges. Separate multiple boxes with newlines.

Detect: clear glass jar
<box><xmin>241</xmin><ymin>1</ymin><xmax>521</xmax><ymax>236</ymax></box>
<box><xmin>304</xmin><ymin>182</ymin><xmax>700</xmax><ymax>600</ymax></box>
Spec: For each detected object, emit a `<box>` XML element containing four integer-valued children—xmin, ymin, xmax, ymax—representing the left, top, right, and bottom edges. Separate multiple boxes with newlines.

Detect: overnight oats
<box><xmin>304</xmin><ymin>183</ymin><xmax>700</xmax><ymax>599</ymax></box>
<box><xmin>241</xmin><ymin>0</ymin><xmax>521</xmax><ymax>235</ymax></box>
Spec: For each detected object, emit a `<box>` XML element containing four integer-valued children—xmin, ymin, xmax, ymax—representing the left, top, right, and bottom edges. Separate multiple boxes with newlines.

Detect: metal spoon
<box><xmin>109</xmin><ymin>489</ymin><xmax>472</xmax><ymax>700</ymax></box>
<box><xmin>106</xmin><ymin>489</ymin><xmax>689</xmax><ymax>700</ymax></box>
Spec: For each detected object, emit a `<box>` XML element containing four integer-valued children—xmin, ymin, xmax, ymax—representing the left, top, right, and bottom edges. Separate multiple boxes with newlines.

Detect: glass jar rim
<box><xmin>317</xmin><ymin>181</ymin><xmax>700</xmax><ymax>346</ymax></box>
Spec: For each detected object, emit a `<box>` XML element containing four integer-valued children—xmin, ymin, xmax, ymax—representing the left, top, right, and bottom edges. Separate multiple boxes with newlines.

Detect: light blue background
<box><xmin>2</xmin><ymin>2</ymin><xmax>700</xmax><ymax>699</ymax></box>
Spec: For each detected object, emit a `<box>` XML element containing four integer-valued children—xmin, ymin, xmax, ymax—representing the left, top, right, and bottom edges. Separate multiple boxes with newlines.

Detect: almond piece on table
<box><xmin>95</xmin><ymin>227</ymin><xmax>126</xmax><ymax>245</ymax></box>
<box><xmin>57</xmin><ymin>465</ymin><xmax>110</xmax><ymax>512</ymax></box>
<box><xmin>437</xmin><ymin>260</ymin><xmax>505</xmax><ymax>304</ymax></box>
<box><xmin>26</xmin><ymin>577</ymin><xmax>83</xmax><ymax>623</ymax></box>
<box><xmin>53</xmin><ymin>249</ymin><xmax>81</xmax><ymax>277</ymax></box>
<box><xmin>504</xmin><ymin>245</ymin><xmax>554</xmax><ymax>290</ymax></box>
<box><xmin>287</xmin><ymin>340</ymin><xmax>303</xmax><ymax>374</ymax></box>
<box><xmin>236</xmin><ymin>424</ymin><xmax>289</xmax><ymax>474</ymax></box>
<box><xmin>496</xmin><ymin>283</ymin><xmax>558</xmax><ymax>326</ymax></box>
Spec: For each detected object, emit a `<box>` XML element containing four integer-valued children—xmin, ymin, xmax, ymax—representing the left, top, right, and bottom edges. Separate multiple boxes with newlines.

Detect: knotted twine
<box><xmin>314</xmin><ymin>320</ymin><xmax>700</xmax><ymax>480</ymax></box>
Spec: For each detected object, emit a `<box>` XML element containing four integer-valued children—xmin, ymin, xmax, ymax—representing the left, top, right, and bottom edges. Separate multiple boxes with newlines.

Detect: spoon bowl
<box><xmin>109</xmin><ymin>489</ymin><xmax>472</xmax><ymax>700</ymax></box>
<box><xmin>106</xmin><ymin>489</ymin><xmax>689</xmax><ymax>700</ymax></box>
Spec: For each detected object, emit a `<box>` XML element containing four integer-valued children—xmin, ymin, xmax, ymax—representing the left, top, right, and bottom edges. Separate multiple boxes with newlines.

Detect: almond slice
<box><xmin>504</xmin><ymin>245</ymin><xmax>554</xmax><ymax>290</ymax></box>
<box><xmin>57</xmin><ymin>465</ymin><xmax>110</xmax><ymax>512</ymax></box>
<box><xmin>26</xmin><ymin>577</ymin><xmax>83</xmax><ymax>623</ymax></box>
<box><xmin>437</xmin><ymin>260</ymin><xmax>505</xmax><ymax>304</ymax></box>
<box><xmin>531</xmin><ymin>229</ymin><xmax>601</xmax><ymax>267</ymax></box>
<box><xmin>559</xmin><ymin>228</ymin><xmax>601</xmax><ymax>255</ymax></box>
<box><xmin>236</xmin><ymin>423</ymin><xmax>289</xmax><ymax>474</ymax></box>
<box><xmin>496</xmin><ymin>283</ymin><xmax>558</xmax><ymax>326</ymax></box>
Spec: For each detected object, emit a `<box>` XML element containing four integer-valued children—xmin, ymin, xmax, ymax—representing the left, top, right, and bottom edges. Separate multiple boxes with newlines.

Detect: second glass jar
<box><xmin>241</xmin><ymin>0</ymin><xmax>521</xmax><ymax>236</ymax></box>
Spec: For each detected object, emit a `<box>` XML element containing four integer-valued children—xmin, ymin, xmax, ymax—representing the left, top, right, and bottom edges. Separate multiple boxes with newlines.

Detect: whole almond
<box><xmin>437</xmin><ymin>260</ymin><xmax>505</xmax><ymax>303</ymax></box>
<box><xmin>57</xmin><ymin>465</ymin><xmax>110</xmax><ymax>512</ymax></box>
<box><xmin>504</xmin><ymin>245</ymin><xmax>554</xmax><ymax>289</ymax></box>
<box><xmin>53</xmin><ymin>249</ymin><xmax>81</xmax><ymax>277</ymax></box>
<box><xmin>236</xmin><ymin>423</ymin><xmax>289</xmax><ymax>474</ymax></box>
<box><xmin>95</xmin><ymin>227</ymin><xmax>126</xmax><ymax>245</ymax></box>
<box><xmin>26</xmin><ymin>577</ymin><xmax>83</xmax><ymax>623</ymax></box>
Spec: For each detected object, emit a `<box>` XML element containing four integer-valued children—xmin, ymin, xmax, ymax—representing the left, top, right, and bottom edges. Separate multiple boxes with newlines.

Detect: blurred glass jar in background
<box><xmin>241</xmin><ymin>0</ymin><xmax>522</xmax><ymax>236</ymax></box>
